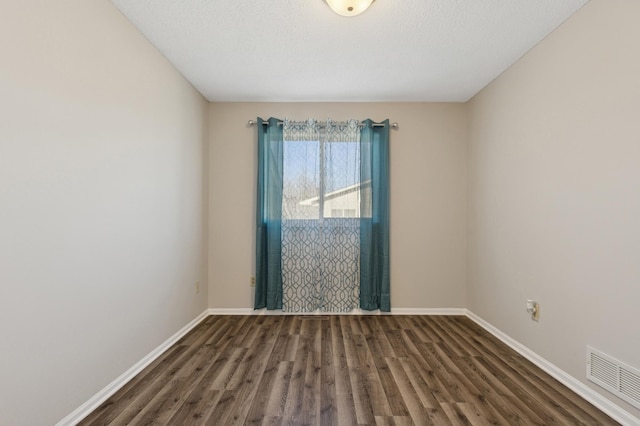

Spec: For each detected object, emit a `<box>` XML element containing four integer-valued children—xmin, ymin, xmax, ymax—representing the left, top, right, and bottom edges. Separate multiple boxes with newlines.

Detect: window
<box><xmin>282</xmin><ymin>138</ymin><xmax>366</xmax><ymax>221</ymax></box>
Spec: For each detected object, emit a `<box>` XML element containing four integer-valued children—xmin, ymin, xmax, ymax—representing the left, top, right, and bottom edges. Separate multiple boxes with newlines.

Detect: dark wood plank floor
<box><xmin>79</xmin><ymin>315</ymin><xmax>617</xmax><ymax>425</ymax></box>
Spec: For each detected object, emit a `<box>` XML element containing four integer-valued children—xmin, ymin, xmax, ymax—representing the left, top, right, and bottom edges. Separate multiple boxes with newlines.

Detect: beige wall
<box><xmin>209</xmin><ymin>103</ymin><xmax>467</xmax><ymax>310</ymax></box>
<box><xmin>467</xmin><ymin>0</ymin><xmax>640</xmax><ymax>417</ymax></box>
<box><xmin>0</xmin><ymin>1</ymin><xmax>208</xmax><ymax>424</ymax></box>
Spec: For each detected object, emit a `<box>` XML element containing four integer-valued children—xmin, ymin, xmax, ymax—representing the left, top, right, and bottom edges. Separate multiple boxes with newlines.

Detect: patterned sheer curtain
<box><xmin>281</xmin><ymin>119</ymin><xmax>361</xmax><ymax>312</ymax></box>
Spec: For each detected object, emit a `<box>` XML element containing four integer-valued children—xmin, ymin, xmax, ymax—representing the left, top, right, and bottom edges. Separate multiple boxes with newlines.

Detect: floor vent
<box><xmin>587</xmin><ymin>346</ymin><xmax>640</xmax><ymax>410</ymax></box>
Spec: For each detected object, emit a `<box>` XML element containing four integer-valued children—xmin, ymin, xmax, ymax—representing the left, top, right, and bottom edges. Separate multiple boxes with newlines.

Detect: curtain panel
<box><xmin>359</xmin><ymin>119</ymin><xmax>391</xmax><ymax>312</ymax></box>
<box><xmin>254</xmin><ymin>117</ymin><xmax>284</xmax><ymax>310</ymax></box>
<box><xmin>281</xmin><ymin>119</ymin><xmax>361</xmax><ymax>312</ymax></box>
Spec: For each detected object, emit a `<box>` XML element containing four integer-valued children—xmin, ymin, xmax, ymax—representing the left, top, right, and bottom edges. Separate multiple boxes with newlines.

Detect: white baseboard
<box><xmin>208</xmin><ymin>308</ymin><xmax>254</xmax><ymax>315</ymax></box>
<box><xmin>465</xmin><ymin>310</ymin><xmax>640</xmax><ymax>426</ymax></box>
<box><xmin>56</xmin><ymin>310</ymin><xmax>210</xmax><ymax>426</ymax></box>
<box><xmin>392</xmin><ymin>308</ymin><xmax>467</xmax><ymax>315</ymax></box>
<box><xmin>208</xmin><ymin>307</ymin><xmax>467</xmax><ymax>316</ymax></box>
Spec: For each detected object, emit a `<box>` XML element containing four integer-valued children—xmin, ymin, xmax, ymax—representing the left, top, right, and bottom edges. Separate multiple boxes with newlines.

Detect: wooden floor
<box><xmin>80</xmin><ymin>315</ymin><xmax>617</xmax><ymax>425</ymax></box>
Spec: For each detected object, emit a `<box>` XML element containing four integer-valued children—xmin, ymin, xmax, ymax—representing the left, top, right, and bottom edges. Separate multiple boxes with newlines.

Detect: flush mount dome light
<box><xmin>326</xmin><ymin>0</ymin><xmax>375</xmax><ymax>17</ymax></box>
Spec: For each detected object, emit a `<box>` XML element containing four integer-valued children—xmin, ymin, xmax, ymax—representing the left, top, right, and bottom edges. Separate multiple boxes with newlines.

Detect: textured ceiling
<box><xmin>110</xmin><ymin>0</ymin><xmax>589</xmax><ymax>102</ymax></box>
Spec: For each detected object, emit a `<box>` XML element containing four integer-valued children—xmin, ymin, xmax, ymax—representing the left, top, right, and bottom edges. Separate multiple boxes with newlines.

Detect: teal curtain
<box><xmin>254</xmin><ymin>117</ymin><xmax>284</xmax><ymax>310</ymax></box>
<box><xmin>359</xmin><ymin>119</ymin><xmax>391</xmax><ymax>312</ymax></box>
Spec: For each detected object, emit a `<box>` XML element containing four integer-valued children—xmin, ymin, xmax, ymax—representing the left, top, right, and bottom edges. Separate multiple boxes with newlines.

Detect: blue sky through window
<box><xmin>283</xmin><ymin>139</ymin><xmax>361</xmax><ymax>220</ymax></box>
<box><xmin>283</xmin><ymin>140</ymin><xmax>360</xmax><ymax>191</ymax></box>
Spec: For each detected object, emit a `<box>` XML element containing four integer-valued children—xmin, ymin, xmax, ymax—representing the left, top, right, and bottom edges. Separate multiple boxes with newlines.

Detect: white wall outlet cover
<box><xmin>526</xmin><ymin>300</ymin><xmax>540</xmax><ymax>321</ymax></box>
<box><xmin>526</xmin><ymin>300</ymin><xmax>537</xmax><ymax>313</ymax></box>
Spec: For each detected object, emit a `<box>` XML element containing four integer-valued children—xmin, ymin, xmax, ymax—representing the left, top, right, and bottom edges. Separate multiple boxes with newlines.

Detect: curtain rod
<box><xmin>247</xmin><ymin>120</ymin><xmax>398</xmax><ymax>129</ymax></box>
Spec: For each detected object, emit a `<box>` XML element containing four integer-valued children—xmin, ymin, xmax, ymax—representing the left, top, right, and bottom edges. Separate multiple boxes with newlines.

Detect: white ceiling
<box><xmin>110</xmin><ymin>0</ymin><xmax>589</xmax><ymax>102</ymax></box>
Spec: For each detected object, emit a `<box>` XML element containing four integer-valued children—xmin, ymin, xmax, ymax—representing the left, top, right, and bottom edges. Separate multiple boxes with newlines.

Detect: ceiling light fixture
<box><xmin>326</xmin><ymin>0</ymin><xmax>374</xmax><ymax>17</ymax></box>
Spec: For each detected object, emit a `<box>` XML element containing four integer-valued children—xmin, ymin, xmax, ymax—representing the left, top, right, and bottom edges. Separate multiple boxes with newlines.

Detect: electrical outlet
<box><xmin>195</xmin><ymin>281</ymin><xmax>200</xmax><ymax>294</ymax></box>
<box><xmin>250</xmin><ymin>276</ymin><xmax>256</xmax><ymax>287</ymax></box>
<box><xmin>526</xmin><ymin>299</ymin><xmax>540</xmax><ymax>321</ymax></box>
